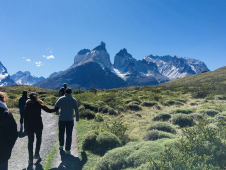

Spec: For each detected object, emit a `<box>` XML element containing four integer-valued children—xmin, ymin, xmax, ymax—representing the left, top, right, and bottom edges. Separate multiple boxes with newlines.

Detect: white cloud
<box><xmin>26</xmin><ymin>59</ymin><xmax>31</xmax><ymax>62</ymax></box>
<box><xmin>35</xmin><ymin>62</ymin><xmax>42</xmax><ymax>67</ymax></box>
<box><xmin>43</xmin><ymin>55</ymin><xmax>54</xmax><ymax>59</ymax></box>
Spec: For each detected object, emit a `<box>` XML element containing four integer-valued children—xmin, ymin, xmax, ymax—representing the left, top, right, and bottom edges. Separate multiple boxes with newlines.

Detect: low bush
<box><xmin>148</xmin><ymin>122</ymin><xmax>176</xmax><ymax>134</ymax></box>
<box><xmin>128</xmin><ymin>101</ymin><xmax>140</xmax><ymax>105</ymax></box>
<box><xmin>152</xmin><ymin>113</ymin><xmax>171</xmax><ymax>121</ymax></box>
<box><xmin>170</xmin><ymin>108</ymin><xmax>193</xmax><ymax>114</ymax></box>
<box><xmin>96</xmin><ymin>132</ymin><xmax>121</xmax><ymax>154</ymax></box>
<box><xmin>190</xmin><ymin>102</ymin><xmax>197</xmax><ymax>106</ymax></box>
<box><xmin>128</xmin><ymin>104</ymin><xmax>141</xmax><ymax>111</ymax></box>
<box><xmin>83</xmin><ymin>102</ymin><xmax>99</xmax><ymax>112</ymax></box>
<box><xmin>82</xmin><ymin>131</ymin><xmax>121</xmax><ymax>155</ymax></box>
<box><xmin>151</xmin><ymin>119</ymin><xmax>226</xmax><ymax>169</ymax></box>
<box><xmin>198</xmin><ymin>109</ymin><xmax>219</xmax><ymax>117</ymax></box>
<box><xmin>191</xmin><ymin>113</ymin><xmax>203</xmax><ymax>120</ymax></box>
<box><xmin>108</xmin><ymin>108</ymin><xmax>117</xmax><ymax>115</ymax></box>
<box><xmin>95</xmin><ymin>114</ymin><xmax>104</xmax><ymax>122</ymax></box>
<box><xmin>141</xmin><ymin>101</ymin><xmax>157</xmax><ymax>107</ymax></box>
<box><xmin>98</xmin><ymin>105</ymin><xmax>111</xmax><ymax>113</ymax></box>
<box><xmin>82</xmin><ymin>131</ymin><xmax>97</xmax><ymax>150</ymax></box>
<box><xmin>94</xmin><ymin>139</ymin><xmax>177</xmax><ymax>170</ymax></box>
<box><xmin>215</xmin><ymin>112</ymin><xmax>226</xmax><ymax>120</ymax></box>
<box><xmin>79</xmin><ymin>109</ymin><xmax>95</xmax><ymax>119</ymax></box>
<box><xmin>143</xmin><ymin>130</ymin><xmax>176</xmax><ymax>141</ymax></box>
<box><xmin>171</xmin><ymin>114</ymin><xmax>194</xmax><ymax>127</ymax></box>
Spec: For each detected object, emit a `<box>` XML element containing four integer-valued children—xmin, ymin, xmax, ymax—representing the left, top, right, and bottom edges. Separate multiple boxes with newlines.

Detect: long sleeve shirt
<box><xmin>54</xmin><ymin>94</ymin><xmax>79</xmax><ymax>121</ymax></box>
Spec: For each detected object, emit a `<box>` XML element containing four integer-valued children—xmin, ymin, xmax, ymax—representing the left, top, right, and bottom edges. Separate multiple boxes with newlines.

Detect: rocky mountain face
<box><xmin>48</xmin><ymin>71</ymin><xmax>63</xmax><ymax>78</ymax></box>
<box><xmin>35</xmin><ymin>42</ymin><xmax>126</xmax><ymax>90</ymax></box>
<box><xmin>144</xmin><ymin>55</ymin><xmax>209</xmax><ymax>80</ymax></box>
<box><xmin>0</xmin><ymin>62</ymin><xmax>16</xmax><ymax>87</ymax></box>
<box><xmin>11</xmin><ymin>71</ymin><xmax>45</xmax><ymax>85</ymax></box>
<box><xmin>113</xmin><ymin>49</ymin><xmax>169</xmax><ymax>86</ymax></box>
<box><xmin>35</xmin><ymin>42</ymin><xmax>209</xmax><ymax>90</ymax></box>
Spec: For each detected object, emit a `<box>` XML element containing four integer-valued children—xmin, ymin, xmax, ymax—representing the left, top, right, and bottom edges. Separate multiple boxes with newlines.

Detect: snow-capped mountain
<box><xmin>144</xmin><ymin>55</ymin><xmax>209</xmax><ymax>80</ymax></box>
<box><xmin>0</xmin><ymin>62</ymin><xmax>16</xmax><ymax>86</ymax></box>
<box><xmin>35</xmin><ymin>42</ymin><xmax>126</xmax><ymax>90</ymax></box>
<box><xmin>113</xmin><ymin>49</ymin><xmax>169</xmax><ymax>85</ymax></box>
<box><xmin>11</xmin><ymin>71</ymin><xmax>45</xmax><ymax>85</ymax></box>
<box><xmin>35</xmin><ymin>42</ymin><xmax>210</xmax><ymax>90</ymax></box>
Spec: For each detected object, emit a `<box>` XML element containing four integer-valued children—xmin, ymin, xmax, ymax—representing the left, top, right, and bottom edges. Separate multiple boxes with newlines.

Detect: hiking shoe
<box><xmin>59</xmin><ymin>146</ymin><xmax>63</xmax><ymax>150</ymax></box>
<box><xmin>65</xmin><ymin>150</ymin><xmax>71</xmax><ymax>154</ymax></box>
<box><xmin>34</xmin><ymin>154</ymin><xmax>41</xmax><ymax>160</ymax></box>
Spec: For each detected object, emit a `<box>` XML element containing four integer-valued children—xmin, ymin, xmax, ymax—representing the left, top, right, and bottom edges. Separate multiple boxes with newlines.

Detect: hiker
<box><xmin>24</xmin><ymin>92</ymin><xmax>58</xmax><ymax>164</ymax></box>
<box><xmin>59</xmin><ymin>83</ymin><xmax>67</xmax><ymax>96</ymax></box>
<box><xmin>0</xmin><ymin>92</ymin><xmax>18</xmax><ymax>170</ymax></box>
<box><xmin>54</xmin><ymin>88</ymin><xmax>79</xmax><ymax>154</ymax></box>
<box><xmin>18</xmin><ymin>90</ymin><xmax>29</xmax><ymax>131</ymax></box>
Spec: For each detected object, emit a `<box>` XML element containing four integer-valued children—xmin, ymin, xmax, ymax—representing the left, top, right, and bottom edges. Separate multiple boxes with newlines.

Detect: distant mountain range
<box><xmin>0</xmin><ymin>42</ymin><xmax>209</xmax><ymax>89</ymax></box>
<box><xmin>34</xmin><ymin>42</ymin><xmax>209</xmax><ymax>90</ymax></box>
<box><xmin>11</xmin><ymin>71</ymin><xmax>45</xmax><ymax>85</ymax></box>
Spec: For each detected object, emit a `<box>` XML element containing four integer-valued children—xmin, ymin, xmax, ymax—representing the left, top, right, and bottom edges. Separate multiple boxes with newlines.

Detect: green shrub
<box><xmin>108</xmin><ymin>108</ymin><xmax>117</xmax><ymax>115</ymax></box>
<box><xmin>94</xmin><ymin>139</ymin><xmax>177</xmax><ymax>170</ymax></box>
<box><xmin>99</xmin><ymin>105</ymin><xmax>111</xmax><ymax>113</ymax></box>
<box><xmin>82</xmin><ymin>131</ymin><xmax>97</xmax><ymax>150</ymax></box>
<box><xmin>143</xmin><ymin>130</ymin><xmax>175</xmax><ymax>141</ymax></box>
<box><xmin>148</xmin><ymin>122</ymin><xmax>176</xmax><ymax>134</ymax></box>
<box><xmin>8</xmin><ymin>93</ymin><xmax>17</xmax><ymax>99</ymax></box>
<box><xmin>171</xmin><ymin>114</ymin><xmax>194</xmax><ymax>127</ymax></box>
<box><xmin>215</xmin><ymin>112</ymin><xmax>226</xmax><ymax>120</ymax></box>
<box><xmin>129</xmin><ymin>101</ymin><xmax>140</xmax><ymax>105</ymax></box>
<box><xmin>82</xmin><ymin>131</ymin><xmax>121</xmax><ymax>155</ymax></box>
<box><xmin>152</xmin><ymin>113</ymin><xmax>171</xmax><ymax>121</ymax></box>
<box><xmin>141</xmin><ymin>101</ymin><xmax>157</xmax><ymax>107</ymax></box>
<box><xmin>170</xmin><ymin>108</ymin><xmax>193</xmax><ymax>114</ymax></box>
<box><xmin>191</xmin><ymin>113</ymin><xmax>203</xmax><ymax>120</ymax></box>
<box><xmin>95</xmin><ymin>114</ymin><xmax>104</xmax><ymax>122</ymax></box>
<box><xmin>82</xmin><ymin>101</ymin><xmax>99</xmax><ymax>112</ymax></box>
<box><xmin>79</xmin><ymin>109</ymin><xmax>95</xmax><ymax>119</ymax></box>
<box><xmin>190</xmin><ymin>102</ymin><xmax>197</xmax><ymax>106</ymax></box>
<box><xmin>151</xmin><ymin>119</ymin><xmax>226</xmax><ymax>169</ymax></box>
<box><xmin>128</xmin><ymin>104</ymin><xmax>141</xmax><ymax>111</ymax></box>
<box><xmin>7</xmin><ymin>99</ymin><xmax>19</xmax><ymax>108</ymax></box>
<box><xmin>198</xmin><ymin>109</ymin><xmax>219</xmax><ymax>117</ymax></box>
<box><xmin>96</xmin><ymin>132</ymin><xmax>121</xmax><ymax>154</ymax></box>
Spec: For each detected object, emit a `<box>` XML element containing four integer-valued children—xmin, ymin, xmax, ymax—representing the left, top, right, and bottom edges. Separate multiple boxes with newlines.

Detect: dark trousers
<box><xmin>27</xmin><ymin>130</ymin><xmax>42</xmax><ymax>160</ymax></box>
<box><xmin>20</xmin><ymin>112</ymin><xmax>24</xmax><ymax>124</ymax></box>
<box><xmin>0</xmin><ymin>161</ymin><xmax>8</xmax><ymax>170</ymax></box>
<box><xmin>59</xmin><ymin>121</ymin><xmax>74</xmax><ymax>151</ymax></box>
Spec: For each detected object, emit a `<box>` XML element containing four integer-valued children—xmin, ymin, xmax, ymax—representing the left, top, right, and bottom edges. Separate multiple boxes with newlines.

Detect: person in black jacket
<box><xmin>0</xmin><ymin>92</ymin><xmax>18</xmax><ymax>170</ymax></box>
<box><xmin>18</xmin><ymin>91</ymin><xmax>29</xmax><ymax>131</ymax></box>
<box><xmin>59</xmin><ymin>83</ymin><xmax>67</xmax><ymax>96</ymax></box>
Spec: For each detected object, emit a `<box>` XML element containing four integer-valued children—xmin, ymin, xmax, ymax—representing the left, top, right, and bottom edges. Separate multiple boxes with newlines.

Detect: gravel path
<box><xmin>9</xmin><ymin>111</ymin><xmax>58</xmax><ymax>170</ymax></box>
<box><xmin>50</xmin><ymin>123</ymin><xmax>82</xmax><ymax>170</ymax></box>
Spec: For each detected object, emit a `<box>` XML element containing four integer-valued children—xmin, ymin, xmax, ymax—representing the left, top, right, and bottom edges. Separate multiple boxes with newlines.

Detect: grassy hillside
<box><xmin>1</xmin><ymin>67</ymin><xmax>226</xmax><ymax>169</ymax></box>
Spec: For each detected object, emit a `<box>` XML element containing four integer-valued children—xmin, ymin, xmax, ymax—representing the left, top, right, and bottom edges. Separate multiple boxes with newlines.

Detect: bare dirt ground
<box><xmin>8</xmin><ymin>111</ymin><xmax>83</xmax><ymax>170</ymax></box>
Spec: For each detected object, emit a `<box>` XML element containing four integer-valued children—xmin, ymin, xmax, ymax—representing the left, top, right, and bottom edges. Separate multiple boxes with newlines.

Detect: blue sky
<box><xmin>0</xmin><ymin>0</ymin><xmax>226</xmax><ymax>78</ymax></box>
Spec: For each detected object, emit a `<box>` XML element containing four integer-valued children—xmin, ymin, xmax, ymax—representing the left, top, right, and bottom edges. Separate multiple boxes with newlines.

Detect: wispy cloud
<box><xmin>46</xmin><ymin>47</ymin><xmax>53</xmax><ymax>53</ymax></box>
<box><xmin>43</xmin><ymin>55</ymin><xmax>54</xmax><ymax>59</ymax></box>
<box><xmin>26</xmin><ymin>59</ymin><xmax>31</xmax><ymax>62</ymax></box>
<box><xmin>35</xmin><ymin>62</ymin><xmax>42</xmax><ymax>67</ymax></box>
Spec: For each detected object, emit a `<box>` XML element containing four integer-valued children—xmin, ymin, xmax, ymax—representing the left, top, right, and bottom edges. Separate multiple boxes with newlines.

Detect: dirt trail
<box><xmin>9</xmin><ymin>111</ymin><xmax>58</xmax><ymax>170</ymax></box>
<box><xmin>9</xmin><ymin>111</ymin><xmax>84</xmax><ymax>170</ymax></box>
<box><xmin>50</xmin><ymin>123</ymin><xmax>83</xmax><ymax>170</ymax></box>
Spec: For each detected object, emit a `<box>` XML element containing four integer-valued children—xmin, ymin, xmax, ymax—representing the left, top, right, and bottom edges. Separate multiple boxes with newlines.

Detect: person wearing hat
<box><xmin>24</xmin><ymin>92</ymin><xmax>58</xmax><ymax>164</ymax></box>
<box><xmin>59</xmin><ymin>83</ymin><xmax>67</xmax><ymax>96</ymax></box>
<box><xmin>18</xmin><ymin>91</ymin><xmax>29</xmax><ymax>131</ymax></box>
<box><xmin>54</xmin><ymin>87</ymin><xmax>79</xmax><ymax>154</ymax></box>
<box><xmin>0</xmin><ymin>92</ymin><xmax>18</xmax><ymax>170</ymax></box>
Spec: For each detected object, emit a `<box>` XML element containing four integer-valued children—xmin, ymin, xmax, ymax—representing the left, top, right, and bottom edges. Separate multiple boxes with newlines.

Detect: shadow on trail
<box><xmin>49</xmin><ymin>150</ymin><xmax>87</xmax><ymax>170</ymax></box>
<box><xmin>23</xmin><ymin>159</ymin><xmax>44</xmax><ymax>170</ymax></box>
